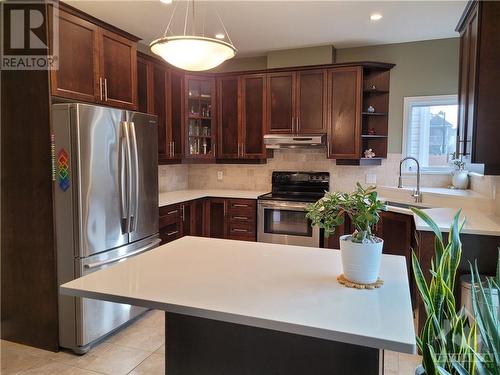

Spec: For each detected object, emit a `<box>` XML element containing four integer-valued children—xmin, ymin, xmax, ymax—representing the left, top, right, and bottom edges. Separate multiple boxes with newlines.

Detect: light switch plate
<box><xmin>217</xmin><ymin>171</ymin><xmax>223</xmax><ymax>181</ymax></box>
<box><xmin>365</xmin><ymin>173</ymin><xmax>377</xmax><ymax>184</ymax></box>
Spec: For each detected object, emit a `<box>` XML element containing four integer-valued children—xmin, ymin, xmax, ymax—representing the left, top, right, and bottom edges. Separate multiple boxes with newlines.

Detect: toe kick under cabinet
<box><xmin>159</xmin><ymin>198</ymin><xmax>257</xmax><ymax>245</ymax></box>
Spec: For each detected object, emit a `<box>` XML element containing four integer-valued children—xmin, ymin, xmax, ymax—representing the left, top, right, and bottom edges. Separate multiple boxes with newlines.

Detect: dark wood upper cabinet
<box><xmin>50</xmin><ymin>8</ymin><xmax>100</xmax><ymax>102</ymax></box>
<box><xmin>99</xmin><ymin>29</ymin><xmax>137</xmax><ymax>110</ymax></box>
<box><xmin>137</xmin><ymin>53</ymin><xmax>184</xmax><ymax>163</ymax></box>
<box><xmin>456</xmin><ymin>0</ymin><xmax>500</xmax><ymax>174</ymax></box>
<box><xmin>185</xmin><ymin>75</ymin><xmax>216</xmax><ymax>160</ymax></box>
<box><xmin>267</xmin><ymin>72</ymin><xmax>295</xmax><ymax>133</ymax></box>
<box><xmin>217</xmin><ymin>76</ymin><xmax>240</xmax><ymax>158</ymax></box>
<box><xmin>266</xmin><ymin>70</ymin><xmax>327</xmax><ymax>135</ymax></box>
<box><xmin>50</xmin><ymin>5</ymin><xmax>138</xmax><ymax>110</ymax></box>
<box><xmin>169</xmin><ymin>70</ymin><xmax>184</xmax><ymax>160</ymax></box>
<box><xmin>241</xmin><ymin>74</ymin><xmax>266</xmax><ymax>159</ymax></box>
<box><xmin>137</xmin><ymin>55</ymin><xmax>153</xmax><ymax>114</ymax></box>
<box><xmin>296</xmin><ymin>70</ymin><xmax>327</xmax><ymax>134</ymax></box>
<box><xmin>216</xmin><ymin>74</ymin><xmax>266</xmax><ymax>160</ymax></box>
<box><xmin>153</xmin><ymin>62</ymin><xmax>169</xmax><ymax>160</ymax></box>
<box><xmin>327</xmin><ymin>67</ymin><xmax>362</xmax><ymax>159</ymax></box>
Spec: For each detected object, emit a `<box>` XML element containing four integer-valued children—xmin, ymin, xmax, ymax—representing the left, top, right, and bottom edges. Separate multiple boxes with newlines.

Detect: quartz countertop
<box><xmin>60</xmin><ymin>236</ymin><xmax>416</xmax><ymax>354</ymax></box>
<box><xmin>159</xmin><ymin>189</ymin><xmax>268</xmax><ymax>207</ymax></box>
<box><xmin>413</xmin><ymin>207</ymin><xmax>500</xmax><ymax>236</ymax></box>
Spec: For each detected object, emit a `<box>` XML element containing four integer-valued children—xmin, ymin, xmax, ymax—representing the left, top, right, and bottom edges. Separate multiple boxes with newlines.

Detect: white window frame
<box><xmin>402</xmin><ymin>94</ymin><xmax>458</xmax><ymax>173</ymax></box>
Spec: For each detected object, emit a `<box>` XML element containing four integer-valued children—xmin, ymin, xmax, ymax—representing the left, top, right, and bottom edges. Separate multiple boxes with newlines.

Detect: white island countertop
<box><xmin>413</xmin><ymin>207</ymin><xmax>500</xmax><ymax>236</ymax></box>
<box><xmin>60</xmin><ymin>236</ymin><xmax>416</xmax><ymax>354</ymax></box>
<box><xmin>159</xmin><ymin>189</ymin><xmax>268</xmax><ymax>207</ymax></box>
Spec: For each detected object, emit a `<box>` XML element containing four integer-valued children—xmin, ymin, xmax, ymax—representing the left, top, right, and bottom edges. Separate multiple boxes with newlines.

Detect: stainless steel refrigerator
<box><xmin>52</xmin><ymin>103</ymin><xmax>160</xmax><ymax>353</ymax></box>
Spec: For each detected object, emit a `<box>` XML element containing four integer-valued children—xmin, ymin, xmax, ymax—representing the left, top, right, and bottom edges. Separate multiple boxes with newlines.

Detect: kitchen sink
<box><xmin>384</xmin><ymin>201</ymin><xmax>430</xmax><ymax>210</ymax></box>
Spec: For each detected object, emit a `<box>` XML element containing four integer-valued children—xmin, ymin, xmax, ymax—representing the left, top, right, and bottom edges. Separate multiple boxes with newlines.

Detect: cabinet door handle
<box><xmin>232</xmin><ymin>228</ymin><xmax>248</xmax><ymax>233</ymax></box>
<box><xmin>233</xmin><ymin>216</ymin><xmax>248</xmax><ymax>220</ymax></box>
<box><xmin>104</xmin><ymin>78</ymin><xmax>108</xmax><ymax>101</ymax></box>
<box><xmin>167</xmin><ymin>210</ymin><xmax>178</xmax><ymax>215</ymax></box>
<box><xmin>172</xmin><ymin>142</ymin><xmax>175</xmax><ymax>157</ymax></box>
<box><xmin>233</xmin><ymin>204</ymin><xmax>249</xmax><ymax>208</ymax></box>
<box><xmin>99</xmin><ymin>77</ymin><xmax>103</xmax><ymax>101</ymax></box>
<box><xmin>297</xmin><ymin>117</ymin><xmax>300</xmax><ymax>131</ymax></box>
<box><xmin>291</xmin><ymin>117</ymin><xmax>294</xmax><ymax>131</ymax></box>
<box><xmin>166</xmin><ymin>230</ymin><xmax>179</xmax><ymax>236</ymax></box>
<box><xmin>238</xmin><ymin>143</ymin><xmax>240</xmax><ymax>157</ymax></box>
<box><xmin>181</xmin><ymin>205</ymin><xmax>185</xmax><ymax>221</ymax></box>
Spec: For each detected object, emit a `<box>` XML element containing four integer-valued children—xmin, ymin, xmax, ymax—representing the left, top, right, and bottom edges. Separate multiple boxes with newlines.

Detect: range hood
<box><xmin>264</xmin><ymin>134</ymin><xmax>326</xmax><ymax>149</ymax></box>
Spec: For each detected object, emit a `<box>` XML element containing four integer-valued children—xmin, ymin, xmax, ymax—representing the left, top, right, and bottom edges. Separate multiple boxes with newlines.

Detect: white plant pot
<box><xmin>339</xmin><ymin>235</ymin><xmax>383</xmax><ymax>284</ymax></box>
<box><xmin>452</xmin><ymin>170</ymin><xmax>469</xmax><ymax>189</ymax></box>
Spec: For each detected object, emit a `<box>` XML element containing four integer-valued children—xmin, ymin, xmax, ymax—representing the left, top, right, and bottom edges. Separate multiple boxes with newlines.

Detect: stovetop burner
<box><xmin>258</xmin><ymin>171</ymin><xmax>330</xmax><ymax>203</ymax></box>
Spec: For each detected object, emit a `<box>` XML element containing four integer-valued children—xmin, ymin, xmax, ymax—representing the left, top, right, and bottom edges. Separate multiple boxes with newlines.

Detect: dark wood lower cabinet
<box><xmin>159</xmin><ymin>198</ymin><xmax>257</xmax><ymax>244</ymax></box>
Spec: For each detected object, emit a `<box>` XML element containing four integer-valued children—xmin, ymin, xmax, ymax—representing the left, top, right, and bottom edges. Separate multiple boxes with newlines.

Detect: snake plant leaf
<box><xmin>447</xmin><ymin>209</ymin><xmax>463</xmax><ymax>292</ymax></box>
<box><xmin>412</xmin><ymin>250</ymin><xmax>432</xmax><ymax>315</ymax></box>
<box><xmin>496</xmin><ymin>248</ymin><xmax>500</xmax><ymax>286</ymax></box>
<box><xmin>432</xmin><ymin>273</ymin><xmax>446</xmax><ymax>322</ymax></box>
<box><xmin>411</xmin><ymin>207</ymin><xmax>445</xmax><ymax>262</ymax></box>
<box><xmin>450</xmin><ymin>360</ymin><xmax>470</xmax><ymax>375</ymax></box>
<box><xmin>436</xmin><ymin>366</ymin><xmax>453</xmax><ymax>375</ymax></box>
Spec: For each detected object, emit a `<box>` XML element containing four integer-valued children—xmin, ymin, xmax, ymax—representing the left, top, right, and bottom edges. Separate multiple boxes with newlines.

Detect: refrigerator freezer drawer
<box><xmin>59</xmin><ymin>235</ymin><xmax>160</xmax><ymax>353</ymax></box>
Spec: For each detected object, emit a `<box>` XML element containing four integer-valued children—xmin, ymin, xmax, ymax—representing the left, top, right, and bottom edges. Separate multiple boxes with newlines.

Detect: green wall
<box><xmin>267</xmin><ymin>45</ymin><xmax>334</xmax><ymax>68</ymax></box>
<box><xmin>209</xmin><ymin>55</ymin><xmax>268</xmax><ymax>73</ymax></box>
<box><xmin>336</xmin><ymin>38</ymin><xmax>459</xmax><ymax>153</ymax></box>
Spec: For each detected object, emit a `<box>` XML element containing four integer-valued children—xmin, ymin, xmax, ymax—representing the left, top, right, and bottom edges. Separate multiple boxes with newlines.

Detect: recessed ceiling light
<box><xmin>370</xmin><ymin>13</ymin><xmax>383</xmax><ymax>21</ymax></box>
<box><xmin>215</xmin><ymin>33</ymin><xmax>225</xmax><ymax>40</ymax></box>
<box><xmin>160</xmin><ymin>0</ymin><xmax>172</xmax><ymax>4</ymax></box>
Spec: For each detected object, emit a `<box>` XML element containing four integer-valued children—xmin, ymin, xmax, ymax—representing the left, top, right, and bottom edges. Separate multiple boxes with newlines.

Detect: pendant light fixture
<box><xmin>150</xmin><ymin>0</ymin><xmax>237</xmax><ymax>71</ymax></box>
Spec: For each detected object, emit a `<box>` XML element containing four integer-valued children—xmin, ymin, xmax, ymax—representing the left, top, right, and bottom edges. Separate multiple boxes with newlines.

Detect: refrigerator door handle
<box><xmin>119</xmin><ymin>122</ymin><xmax>128</xmax><ymax>233</ymax></box>
<box><xmin>123</xmin><ymin>121</ymin><xmax>133</xmax><ymax>233</ymax></box>
<box><xmin>129</xmin><ymin>121</ymin><xmax>140</xmax><ymax>232</ymax></box>
<box><xmin>83</xmin><ymin>238</ymin><xmax>161</xmax><ymax>269</ymax></box>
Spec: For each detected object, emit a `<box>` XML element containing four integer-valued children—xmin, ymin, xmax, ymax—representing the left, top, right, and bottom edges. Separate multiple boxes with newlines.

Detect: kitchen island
<box><xmin>60</xmin><ymin>236</ymin><xmax>416</xmax><ymax>374</ymax></box>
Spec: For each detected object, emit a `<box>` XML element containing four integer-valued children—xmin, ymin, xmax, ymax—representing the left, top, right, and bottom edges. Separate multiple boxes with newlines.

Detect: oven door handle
<box><xmin>258</xmin><ymin>202</ymin><xmax>310</xmax><ymax>210</ymax></box>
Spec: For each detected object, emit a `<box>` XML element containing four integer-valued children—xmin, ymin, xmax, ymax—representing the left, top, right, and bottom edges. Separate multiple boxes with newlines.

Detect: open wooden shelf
<box><xmin>362</xmin><ymin>112</ymin><xmax>388</xmax><ymax>116</ymax></box>
<box><xmin>361</xmin><ymin>134</ymin><xmax>387</xmax><ymax>138</ymax></box>
<box><xmin>363</xmin><ymin>89</ymin><xmax>389</xmax><ymax>95</ymax></box>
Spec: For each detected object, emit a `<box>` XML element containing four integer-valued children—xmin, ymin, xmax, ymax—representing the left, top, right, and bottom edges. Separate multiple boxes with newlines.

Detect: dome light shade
<box><xmin>150</xmin><ymin>36</ymin><xmax>237</xmax><ymax>71</ymax></box>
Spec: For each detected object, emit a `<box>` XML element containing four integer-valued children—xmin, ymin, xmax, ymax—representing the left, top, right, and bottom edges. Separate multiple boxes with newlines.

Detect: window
<box><xmin>402</xmin><ymin>95</ymin><xmax>458</xmax><ymax>172</ymax></box>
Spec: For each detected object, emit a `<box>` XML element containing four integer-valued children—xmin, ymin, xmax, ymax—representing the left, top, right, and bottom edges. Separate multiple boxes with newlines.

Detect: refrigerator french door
<box><xmin>52</xmin><ymin>103</ymin><xmax>159</xmax><ymax>353</ymax></box>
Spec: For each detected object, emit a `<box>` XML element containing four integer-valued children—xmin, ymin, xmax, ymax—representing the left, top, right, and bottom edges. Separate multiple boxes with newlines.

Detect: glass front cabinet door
<box><xmin>185</xmin><ymin>75</ymin><xmax>216</xmax><ymax>160</ymax></box>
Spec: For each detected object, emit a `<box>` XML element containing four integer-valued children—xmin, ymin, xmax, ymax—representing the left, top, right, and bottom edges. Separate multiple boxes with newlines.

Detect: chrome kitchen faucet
<box><xmin>398</xmin><ymin>157</ymin><xmax>423</xmax><ymax>203</ymax></box>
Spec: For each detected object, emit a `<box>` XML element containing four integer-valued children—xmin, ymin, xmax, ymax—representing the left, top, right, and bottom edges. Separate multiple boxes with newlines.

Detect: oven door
<box><xmin>257</xmin><ymin>200</ymin><xmax>319</xmax><ymax>247</ymax></box>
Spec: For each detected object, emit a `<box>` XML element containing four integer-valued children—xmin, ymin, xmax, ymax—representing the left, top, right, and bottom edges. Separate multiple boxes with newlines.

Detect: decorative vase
<box><xmin>452</xmin><ymin>170</ymin><xmax>469</xmax><ymax>189</ymax></box>
<box><xmin>415</xmin><ymin>365</ymin><xmax>425</xmax><ymax>375</ymax></box>
<box><xmin>339</xmin><ymin>235</ymin><xmax>383</xmax><ymax>284</ymax></box>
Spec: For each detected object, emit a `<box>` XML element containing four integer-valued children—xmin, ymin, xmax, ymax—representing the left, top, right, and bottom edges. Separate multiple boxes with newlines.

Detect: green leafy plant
<box><xmin>306</xmin><ymin>183</ymin><xmax>386</xmax><ymax>243</ymax></box>
<box><xmin>411</xmin><ymin>208</ymin><xmax>477</xmax><ymax>375</ymax></box>
<box><xmin>470</xmin><ymin>248</ymin><xmax>500</xmax><ymax>375</ymax></box>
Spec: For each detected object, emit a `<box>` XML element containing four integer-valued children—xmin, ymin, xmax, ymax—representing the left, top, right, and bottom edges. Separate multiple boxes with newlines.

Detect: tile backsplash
<box><xmin>186</xmin><ymin>150</ymin><xmax>452</xmax><ymax>193</ymax></box>
<box><xmin>159</xmin><ymin>150</ymin><xmax>499</xmax><ymax>214</ymax></box>
<box><xmin>159</xmin><ymin>164</ymin><xmax>188</xmax><ymax>192</ymax></box>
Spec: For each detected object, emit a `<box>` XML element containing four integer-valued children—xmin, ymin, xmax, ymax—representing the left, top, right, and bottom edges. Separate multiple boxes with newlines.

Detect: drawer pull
<box><xmin>166</xmin><ymin>230</ymin><xmax>179</xmax><ymax>236</ymax></box>
<box><xmin>233</xmin><ymin>204</ymin><xmax>249</xmax><ymax>208</ymax></box>
<box><xmin>233</xmin><ymin>216</ymin><xmax>249</xmax><ymax>220</ymax></box>
<box><xmin>232</xmin><ymin>228</ymin><xmax>248</xmax><ymax>233</ymax></box>
<box><xmin>167</xmin><ymin>210</ymin><xmax>178</xmax><ymax>215</ymax></box>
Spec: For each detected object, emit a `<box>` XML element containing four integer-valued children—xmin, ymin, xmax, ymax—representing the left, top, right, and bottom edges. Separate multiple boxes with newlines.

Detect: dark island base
<box><xmin>165</xmin><ymin>312</ymin><xmax>382</xmax><ymax>375</ymax></box>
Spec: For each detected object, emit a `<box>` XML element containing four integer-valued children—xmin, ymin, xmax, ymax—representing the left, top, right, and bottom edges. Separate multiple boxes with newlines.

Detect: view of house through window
<box><xmin>403</xmin><ymin>95</ymin><xmax>458</xmax><ymax>171</ymax></box>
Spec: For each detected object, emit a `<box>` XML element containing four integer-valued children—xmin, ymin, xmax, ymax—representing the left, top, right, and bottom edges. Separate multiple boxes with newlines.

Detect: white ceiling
<box><xmin>66</xmin><ymin>0</ymin><xmax>466</xmax><ymax>56</ymax></box>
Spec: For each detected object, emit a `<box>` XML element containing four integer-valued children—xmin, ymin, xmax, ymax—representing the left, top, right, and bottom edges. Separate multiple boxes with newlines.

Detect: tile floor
<box><xmin>1</xmin><ymin>309</ymin><xmax>421</xmax><ymax>374</ymax></box>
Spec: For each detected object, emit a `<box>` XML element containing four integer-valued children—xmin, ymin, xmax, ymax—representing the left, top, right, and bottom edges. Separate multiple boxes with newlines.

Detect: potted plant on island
<box><xmin>306</xmin><ymin>183</ymin><xmax>386</xmax><ymax>284</ymax></box>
